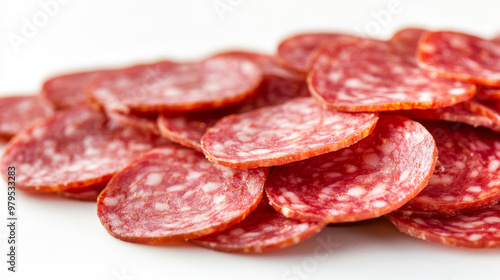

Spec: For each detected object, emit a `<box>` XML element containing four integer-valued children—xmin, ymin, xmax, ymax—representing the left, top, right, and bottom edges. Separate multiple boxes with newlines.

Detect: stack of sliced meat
<box><xmin>2</xmin><ymin>27</ymin><xmax>500</xmax><ymax>252</ymax></box>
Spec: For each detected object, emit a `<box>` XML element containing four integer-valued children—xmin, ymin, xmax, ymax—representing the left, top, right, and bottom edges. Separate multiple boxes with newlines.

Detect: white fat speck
<box><xmin>145</xmin><ymin>173</ymin><xmax>163</xmax><ymax>186</ymax></box>
<box><xmin>250</xmin><ymin>149</ymin><xmax>271</xmax><ymax>155</ymax></box>
<box><xmin>230</xmin><ymin>228</ymin><xmax>245</xmax><ymax>236</ymax></box>
<box><xmin>155</xmin><ymin>203</ymin><xmax>170</xmax><ymax>211</ymax></box>
<box><xmin>169</xmin><ymin>185</ymin><xmax>186</xmax><ymax>192</ymax></box>
<box><xmin>449</xmin><ymin>88</ymin><xmax>466</xmax><ymax>95</ymax></box>
<box><xmin>399</xmin><ymin>169</ymin><xmax>411</xmax><ymax>182</ymax></box>
<box><xmin>484</xmin><ymin>217</ymin><xmax>500</xmax><ymax>223</ymax></box>
<box><xmin>281</xmin><ymin>206</ymin><xmax>292</xmax><ymax>217</ymax></box>
<box><xmin>344</xmin><ymin>164</ymin><xmax>357</xmax><ymax>173</ymax></box>
<box><xmin>468</xmin><ymin>234</ymin><xmax>483</xmax><ymax>241</ymax></box>
<box><xmin>213</xmin><ymin>195</ymin><xmax>226</xmax><ymax>204</ymax></box>
<box><xmin>372</xmin><ymin>200</ymin><xmax>387</xmax><ymax>208</ymax></box>
<box><xmin>466</xmin><ymin>186</ymin><xmax>482</xmax><ymax>193</ymax></box>
<box><xmin>363</xmin><ymin>153</ymin><xmax>379</xmax><ymax>167</ymax></box>
<box><xmin>347</xmin><ymin>186</ymin><xmax>367</xmax><ymax>197</ymax></box>
<box><xmin>202</xmin><ymin>182</ymin><xmax>219</xmax><ymax>192</ymax></box>
<box><xmin>344</xmin><ymin>78</ymin><xmax>364</xmax><ymax>88</ymax></box>
<box><xmin>186</xmin><ymin>171</ymin><xmax>203</xmax><ymax>180</ymax></box>
<box><xmin>103</xmin><ymin>197</ymin><xmax>118</xmax><ymax>207</ymax></box>
<box><xmin>488</xmin><ymin>160</ymin><xmax>500</xmax><ymax>172</ymax></box>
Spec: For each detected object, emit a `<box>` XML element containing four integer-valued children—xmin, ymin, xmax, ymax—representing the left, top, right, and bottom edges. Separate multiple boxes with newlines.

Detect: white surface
<box><xmin>0</xmin><ymin>1</ymin><xmax>500</xmax><ymax>279</ymax></box>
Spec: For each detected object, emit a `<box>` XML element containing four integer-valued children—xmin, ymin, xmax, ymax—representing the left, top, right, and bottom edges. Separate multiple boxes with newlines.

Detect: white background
<box><xmin>0</xmin><ymin>0</ymin><xmax>500</xmax><ymax>279</ymax></box>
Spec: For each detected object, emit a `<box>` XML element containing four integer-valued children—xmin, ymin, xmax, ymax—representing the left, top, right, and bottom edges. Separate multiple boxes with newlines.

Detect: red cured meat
<box><xmin>387</xmin><ymin>204</ymin><xmax>500</xmax><ymax>248</ymax></box>
<box><xmin>158</xmin><ymin>76</ymin><xmax>310</xmax><ymax>151</ymax></box>
<box><xmin>97</xmin><ymin>145</ymin><xmax>268</xmax><ymax>244</ymax></box>
<box><xmin>476</xmin><ymin>85</ymin><xmax>500</xmax><ymax>101</ymax></box>
<box><xmin>0</xmin><ymin>95</ymin><xmax>54</xmax><ymax>139</ymax></box>
<box><xmin>393</xmin><ymin>102</ymin><xmax>500</xmax><ymax>133</ymax></box>
<box><xmin>202</xmin><ymin>97</ymin><xmax>379</xmax><ymax>169</ymax></box>
<box><xmin>212</xmin><ymin>51</ymin><xmax>303</xmax><ymax>80</ymax></box>
<box><xmin>106</xmin><ymin>109</ymin><xmax>160</xmax><ymax>135</ymax></box>
<box><xmin>464</xmin><ymin>98</ymin><xmax>500</xmax><ymax>127</ymax></box>
<box><xmin>87</xmin><ymin>58</ymin><xmax>262</xmax><ymax>114</ymax></box>
<box><xmin>275</xmin><ymin>33</ymin><xmax>354</xmax><ymax>74</ymax></box>
<box><xmin>404</xmin><ymin>121</ymin><xmax>500</xmax><ymax>213</ymax></box>
<box><xmin>418</xmin><ymin>31</ymin><xmax>500</xmax><ymax>86</ymax></box>
<box><xmin>192</xmin><ymin>197</ymin><xmax>327</xmax><ymax>253</ymax></box>
<box><xmin>309</xmin><ymin>37</ymin><xmax>475</xmax><ymax>112</ymax></box>
<box><xmin>265</xmin><ymin>116</ymin><xmax>437</xmax><ymax>223</ymax></box>
<box><xmin>0</xmin><ymin>106</ymin><xmax>168</xmax><ymax>192</ymax></box>
<box><xmin>42</xmin><ymin>70</ymin><xmax>107</xmax><ymax>109</ymax></box>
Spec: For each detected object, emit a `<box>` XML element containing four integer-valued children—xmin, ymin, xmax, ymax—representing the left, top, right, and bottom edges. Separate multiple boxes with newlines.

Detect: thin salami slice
<box><xmin>158</xmin><ymin>76</ymin><xmax>310</xmax><ymax>151</ymax></box>
<box><xmin>387</xmin><ymin>204</ymin><xmax>500</xmax><ymax>248</ymax></box>
<box><xmin>418</xmin><ymin>31</ymin><xmax>500</xmax><ymax>86</ymax></box>
<box><xmin>42</xmin><ymin>70</ymin><xmax>107</xmax><ymax>109</ymax></box>
<box><xmin>309</xmin><ymin>37</ymin><xmax>475</xmax><ymax>112</ymax></box>
<box><xmin>106</xmin><ymin>109</ymin><xmax>160</xmax><ymax>135</ymax></box>
<box><xmin>403</xmin><ymin>121</ymin><xmax>500</xmax><ymax>214</ymax></box>
<box><xmin>275</xmin><ymin>33</ymin><xmax>354</xmax><ymax>74</ymax></box>
<box><xmin>265</xmin><ymin>116</ymin><xmax>437</xmax><ymax>223</ymax></box>
<box><xmin>202</xmin><ymin>97</ymin><xmax>379</xmax><ymax>169</ymax></box>
<box><xmin>97</xmin><ymin>145</ymin><xmax>267</xmax><ymax>244</ymax></box>
<box><xmin>87</xmin><ymin>57</ymin><xmax>262</xmax><ymax>114</ymax></box>
<box><xmin>212</xmin><ymin>51</ymin><xmax>303</xmax><ymax>80</ymax></box>
<box><xmin>0</xmin><ymin>106</ymin><xmax>168</xmax><ymax>192</ymax></box>
<box><xmin>0</xmin><ymin>95</ymin><xmax>54</xmax><ymax>139</ymax></box>
<box><xmin>191</xmin><ymin>197</ymin><xmax>326</xmax><ymax>253</ymax></box>
<box><xmin>394</xmin><ymin>103</ymin><xmax>500</xmax><ymax>133</ymax></box>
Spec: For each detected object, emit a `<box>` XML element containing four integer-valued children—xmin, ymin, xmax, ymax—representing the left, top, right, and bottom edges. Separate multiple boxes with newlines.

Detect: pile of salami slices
<box><xmin>2</xmin><ymin>28</ymin><xmax>500</xmax><ymax>252</ymax></box>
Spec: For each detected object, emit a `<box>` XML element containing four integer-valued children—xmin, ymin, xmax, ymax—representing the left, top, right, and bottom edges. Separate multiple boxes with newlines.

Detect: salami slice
<box><xmin>418</xmin><ymin>31</ymin><xmax>500</xmax><ymax>86</ymax></box>
<box><xmin>265</xmin><ymin>116</ymin><xmax>437</xmax><ymax>223</ymax></box>
<box><xmin>387</xmin><ymin>203</ymin><xmax>500</xmax><ymax>248</ymax></box>
<box><xmin>464</xmin><ymin>98</ymin><xmax>500</xmax><ymax>127</ymax></box>
<box><xmin>275</xmin><ymin>33</ymin><xmax>354</xmax><ymax>74</ymax></box>
<box><xmin>394</xmin><ymin>102</ymin><xmax>500</xmax><ymax>133</ymax></box>
<box><xmin>403</xmin><ymin>121</ymin><xmax>500</xmax><ymax>214</ymax></box>
<box><xmin>42</xmin><ymin>70</ymin><xmax>107</xmax><ymax>109</ymax></box>
<box><xmin>106</xmin><ymin>109</ymin><xmax>160</xmax><ymax>135</ymax></box>
<box><xmin>158</xmin><ymin>76</ymin><xmax>310</xmax><ymax>151</ymax></box>
<box><xmin>212</xmin><ymin>51</ymin><xmax>303</xmax><ymax>80</ymax></box>
<box><xmin>309</xmin><ymin>37</ymin><xmax>475</xmax><ymax>112</ymax></box>
<box><xmin>0</xmin><ymin>106</ymin><xmax>168</xmax><ymax>192</ymax></box>
<box><xmin>202</xmin><ymin>97</ymin><xmax>379</xmax><ymax>169</ymax></box>
<box><xmin>192</xmin><ymin>197</ymin><xmax>326</xmax><ymax>253</ymax></box>
<box><xmin>0</xmin><ymin>95</ymin><xmax>54</xmax><ymax>139</ymax></box>
<box><xmin>87</xmin><ymin>57</ymin><xmax>262</xmax><ymax>114</ymax></box>
<box><xmin>97</xmin><ymin>145</ymin><xmax>267</xmax><ymax>244</ymax></box>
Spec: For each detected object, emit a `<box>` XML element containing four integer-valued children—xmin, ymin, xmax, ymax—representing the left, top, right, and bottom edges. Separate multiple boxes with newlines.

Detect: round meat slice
<box><xmin>0</xmin><ymin>106</ymin><xmax>168</xmax><ymax>192</ymax></box>
<box><xmin>0</xmin><ymin>95</ymin><xmax>54</xmax><ymax>139</ymax></box>
<box><xmin>97</xmin><ymin>145</ymin><xmax>268</xmax><ymax>244</ymax></box>
<box><xmin>275</xmin><ymin>33</ymin><xmax>354</xmax><ymax>74</ymax></box>
<box><xmin>394</xmin><ymin>102</ymin><xmax>500</xmax><ymax>133</ymax></box>
<box><xmin>106</xmin><ymin>109</ymin><xmax>160</xmax><ymax>135</ymax></box>
<box><xmin>87</xmin><ymin>57</ymin><xmax>262</xmax><ymax>114</ymax></box>
<box><xmin>265</xmin><ymin>116</ymin><xmax>437</xmax><ymax>223</ymax></box>
<box><xmin>42</xmin><ymin>70</ymin><xmax>108</xmax><ymax>109</ymax></box>
<box><xmin>464</xmin><ymin>98</ymin><xmax>500</xmax><ymax>126</ymax></box>
<box><xmin>387</xmin><ymin>204</ymin><xmax>500</xmax><ymax>248</ymax></box>
<box><xmin>202</xmin><ymin>97</ymin><xmax>379</xmax><ymax>169</ymax></box>
<box><xmin>309</xmin><ymin>37</ymin><xmax>475</xmax><ymax>112</ymax></box>
<box><xmin>418</xmin><ymin>31</ymin><xmax>500</xmax><ymax>86</ymax></box>
<box><xmin>404</xmin><ymin>121</ymin><xmax>500</xmax><ymax>213</ymax></box>
<box><xmin>158</xmin><ymin>76</ymin><xmax>310</xmax><ymax>152</ymax></box>
<box><xmin>191</xmin><ymin>197</ymin><xmax>326</xmax><ymax>253</ymax></box>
